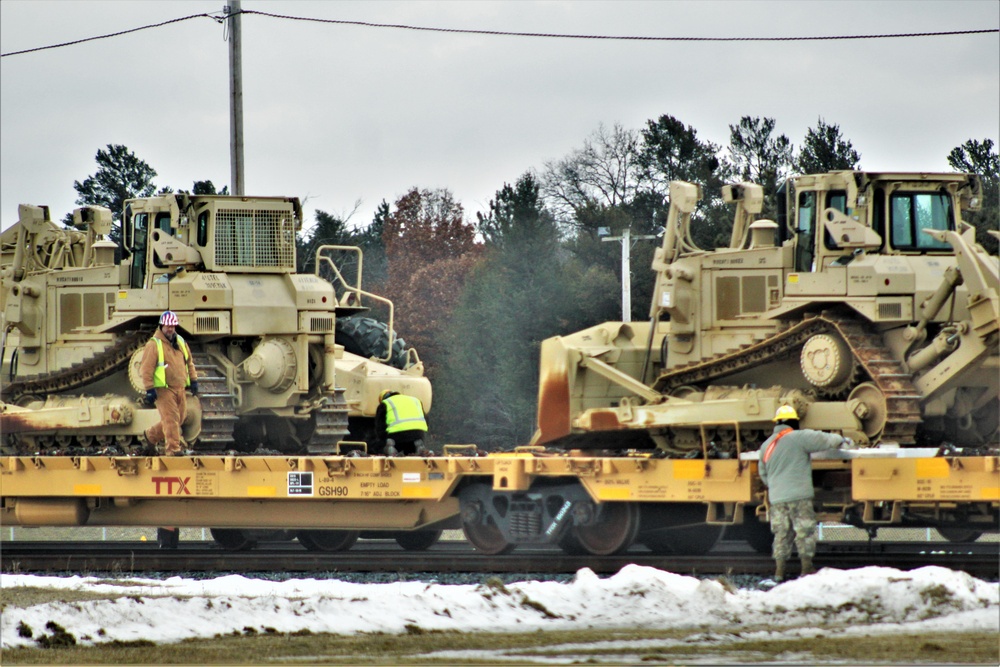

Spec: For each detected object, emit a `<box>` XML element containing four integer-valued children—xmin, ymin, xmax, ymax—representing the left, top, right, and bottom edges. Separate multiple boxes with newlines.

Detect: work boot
<box><xmin>774</xmin><ymin>559</ymin><xmax>786</xmax><ymax>582</ymax></box>
<box><xmin>800</xmin><ymin>557</ymin><xmax>815</xmax><ymax>576</ymax></box>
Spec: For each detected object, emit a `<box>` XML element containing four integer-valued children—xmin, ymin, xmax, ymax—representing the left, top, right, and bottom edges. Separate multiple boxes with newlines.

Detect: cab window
<box><xmin>197</xmin><ymin>211</ymin><xmax>209</xmax><ymax>247</ymax></box>
<box><xmin>152</xmin><ymin>212</ymin><xmax>173</xmax><ymax>268</ymax></box>
<box><xmin>823</xmin><ymin>190</ymin><xmax>849</xmax><ymax>250</ymax></box>
<box><xmin>795</xmin><ymin>191</ymin><xmax>816</xmax><ymax>271</ymax></box>
<box><xmin>890</xmin><ymin>192</ymin><xmax>952</xmax><ymax>251</ymax></box>
<box><xmin>130</xmin><ymin>213</ymin><xmax>149</xmax><ymax>288</ymax></box>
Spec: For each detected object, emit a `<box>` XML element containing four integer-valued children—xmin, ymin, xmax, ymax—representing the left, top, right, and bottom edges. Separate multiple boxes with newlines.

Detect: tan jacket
<box><xmin>140</xmin><ymin>328</ymin><xmax>198</xmax><ymax>391</ymax></box>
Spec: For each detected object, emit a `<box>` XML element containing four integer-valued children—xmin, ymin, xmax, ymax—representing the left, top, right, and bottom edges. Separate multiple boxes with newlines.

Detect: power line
<box><xmin>244</xmin><ymin>10</ymin><xmax>999</xmax><ymax>43</ymax></box>
<box><xmin>1</xmin><ymin>13</ymin><xmax>222</xmax><ymax>58</ymax></box>
<box><xmin>2</xmin><ymin>9</ymin><xmax>997</xmax><ymax>58</ymax></box>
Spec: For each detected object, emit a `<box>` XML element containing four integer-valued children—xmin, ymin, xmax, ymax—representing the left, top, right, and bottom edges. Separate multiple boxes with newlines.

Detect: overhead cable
<box><xmin>1</xmin><ymin>12</ymin><xmax>222</xmax><ymax>58</ymax></box>
<box><xmin>245</xmin><ymin>10</ymin><xmax>999</xmax><ymax>43</ymax></box>
<box><xmin>2</xmin><ymin>9</ymin><xmax>997</xmax><ymax>58</ymax></box>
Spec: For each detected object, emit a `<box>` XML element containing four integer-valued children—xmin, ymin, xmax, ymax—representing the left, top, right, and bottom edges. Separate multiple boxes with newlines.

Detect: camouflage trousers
<box><xmin>769</xmin><ymin>498</ymin><xmax>818</xmax><ymax>561</ymax></box>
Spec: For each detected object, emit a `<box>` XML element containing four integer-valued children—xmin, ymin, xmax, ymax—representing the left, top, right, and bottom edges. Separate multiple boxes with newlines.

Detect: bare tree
<box><xmin>541</xmin><ymin>122</ymin><xmax>643</xmax><ymax>228</ymax></box>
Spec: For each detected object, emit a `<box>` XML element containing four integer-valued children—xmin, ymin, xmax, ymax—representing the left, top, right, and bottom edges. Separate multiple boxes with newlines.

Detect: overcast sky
<box><xmin>1</xmin><ymin>1</ymin><xmax>997</xmax><ymax>232</ymax></box>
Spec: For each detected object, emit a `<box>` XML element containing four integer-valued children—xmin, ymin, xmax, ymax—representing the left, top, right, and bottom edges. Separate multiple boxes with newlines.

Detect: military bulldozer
<box><xmin>1</xmin><ymin>194</ymin><xmax>431</xmax><ymax>456</ymax></box>
<box><xmin>532</xmin><ymin>171</ymin><xmax>999</xmax><ymax>455</ymax></box>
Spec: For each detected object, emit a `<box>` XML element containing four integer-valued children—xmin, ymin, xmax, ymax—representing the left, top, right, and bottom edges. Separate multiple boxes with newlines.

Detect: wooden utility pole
<box><xmin>226</xmin><ymin>1</ymin><xmax>245</xmax><ymax>195</ymax></box>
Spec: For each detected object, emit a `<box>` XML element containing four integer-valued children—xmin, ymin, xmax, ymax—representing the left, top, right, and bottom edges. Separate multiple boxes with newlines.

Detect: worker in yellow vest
<box><xmin>139</xmin><ymin>311</ymin><xmax>199</xmax><ymax>456</ymax></box>
<box><xmin>375</xmin><ymin>390</ymin><xmax>428</xmax><ymax>456</ymax></box>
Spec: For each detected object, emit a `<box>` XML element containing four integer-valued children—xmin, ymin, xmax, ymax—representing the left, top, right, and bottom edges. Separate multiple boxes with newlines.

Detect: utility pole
<box><xmin>600</xmin><ymin>227</ymin><xmax>658</xmax><ymax>322</ymax></box>
<box><xmin>225</xmin><ymin>1</ymin><xmax>245</xmax><ymax>195</ymax></box>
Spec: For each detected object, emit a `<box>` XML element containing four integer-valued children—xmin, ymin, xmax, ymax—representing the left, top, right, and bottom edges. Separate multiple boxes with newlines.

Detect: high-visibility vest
<box><xmin>761</xmin><ymin>426</ymin><xmax>793</xmax><ymax>464</ymax></box>
<box><xmin>152</xmin><ymin>335</ymin><xmax>191</xmax><ymax>388</ymax></box>
<box><xmin>383</xmin><ymin>394</ymin><xmax>427</xmax><ymax>433</ymax></box>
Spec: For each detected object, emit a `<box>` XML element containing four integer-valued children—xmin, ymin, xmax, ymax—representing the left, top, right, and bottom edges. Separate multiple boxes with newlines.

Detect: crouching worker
<box><xmin>758</xmin><ymin>404</ymin><xmax>851</xmax><ymax>581</ymax></box>
<box><xmin>376</xmin><ymin>390</ymin><xmax>428</xmax><ymax>456</ymax></box>
<box><xmin>140</xmin><ymin>311</ymin><xmax>198</xmax><ymax>456</ymax></box>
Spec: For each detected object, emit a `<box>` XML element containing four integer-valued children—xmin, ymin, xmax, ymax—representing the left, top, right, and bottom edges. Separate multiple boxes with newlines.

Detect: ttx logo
<box><xmin>152</xmin><ymin>476</ymin><xmax>191</xmax><ymax>495</ymax></box>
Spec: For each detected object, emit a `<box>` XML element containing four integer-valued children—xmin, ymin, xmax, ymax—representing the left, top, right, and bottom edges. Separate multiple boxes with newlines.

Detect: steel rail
<box><xmin>3</xmin><ymin>540</ymin><xmax>996</xmax><ymax>579</ymax></box>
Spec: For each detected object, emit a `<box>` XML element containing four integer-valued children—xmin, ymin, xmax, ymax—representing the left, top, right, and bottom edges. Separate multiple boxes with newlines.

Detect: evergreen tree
<box><xmin>298</xmin><ymin>209</ymin><xmax>354</xmax><ymax>275</ymax></box>
<box><xmin>948</xmin><ymin>138</ymin><xmax>999</xmax><ymax>254</ymax></box>
<box><xmin>727</xmin><ymin>116</ymin><xmax>793</xmax><ymax>218</ymax></box>
<box><xmin>638</xmin><ymin>114</ymin><xmax>733</xmax><ymax>250</ymax></box>
<box><xmin>638</xmin><ymin>114</ymin><xmax>726</xmax><ymax>193</ymax></box>
<box><xmin>795</xmin><ymin>118</ymin><xmax>861</xmax><ymax>175</ymax></box>
<box><xmin>437</xmin><ymin>174</ymin><xmax>618</xmax><ymax>448</ymax></box>
<box><xmin>68</xmin><ymin>144</ymin><xmax>158</xmax><ymax>242</ymax></box>
<box><xmin>192</xmin><ymin>180</ymin><xmax>229</xmax><ymax>195</ymax></box>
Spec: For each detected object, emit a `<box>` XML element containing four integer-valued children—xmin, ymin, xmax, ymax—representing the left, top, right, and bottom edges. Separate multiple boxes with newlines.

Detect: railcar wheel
<box><xmin>567</xmin><ymin>502</ymin><xmax>640</xmax><ymax>556</ymax></box>
<box><xmin>638</xmin><ymin>503</ymin><xmax>723</xmax><ymax>555</ymax></box>
<box><xmin>557</xmin><ymin>531</ymin><xmax>588</xmax><ymax>556</ymax></box>
<box><xmin>936</xmin><ymin>527</ymin><xmax>982</xmax><ymax>543</ymax></box>
<box><xmin>642</xmin><ymin>525</ymin><xmax>724</xmax><ymax>555</ymax></box>
<box><xmin>395</xmin><ymin>529</ymin><xmax>442</xmax><ymax>551</ymax></box>
<box><xmin>297</xmin><ymin>530</ymin><xmax>360</xmax><ymax>552</ymax></box>
<box><xmin>724</xmin><ymin>507</ymin><xmax>774</xmax><ymax>554</ymax></box>
<box><xmin>210</xmin><ymin>528</ymin><xmax>257</xmax><ymax>551</ymax></box>
<box><xmin>741</xmin><ymin>517</ymin><xmax>775</xmax><ymax>554</ymax></box>
<box><xmin>463</xmin><ymin>519</ymin><xmax>516</xmax><ymax>555</ymax></box>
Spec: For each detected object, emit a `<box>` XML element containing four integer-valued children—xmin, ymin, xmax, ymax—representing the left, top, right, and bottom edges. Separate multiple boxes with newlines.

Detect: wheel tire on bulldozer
<box><xmin>335</xmin><ymin>316</ymin><xmax>410</xmax><ymax>370</ymax></box>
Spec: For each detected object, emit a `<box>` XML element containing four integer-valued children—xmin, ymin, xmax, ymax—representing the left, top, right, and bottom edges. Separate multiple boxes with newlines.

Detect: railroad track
<box><xmin>3</xmin><ymin>540</ymin><xmax>997</xmax><ymax>579</ymax></box>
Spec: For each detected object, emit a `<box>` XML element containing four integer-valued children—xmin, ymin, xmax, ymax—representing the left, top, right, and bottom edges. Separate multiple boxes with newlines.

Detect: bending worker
<box><xmin>375</xmin><ymin>390</ymin><xmax>427</xmax><ymax>456</ymax></box>
<box><xmin>758</xmin><ymin>404</ymin><xmax>851</xmax><ymax>581</ymax></box>
<box><xmin>140</xmin><ymin>310</ymin><xmax>198</xmax><ymax>456</ymax></box>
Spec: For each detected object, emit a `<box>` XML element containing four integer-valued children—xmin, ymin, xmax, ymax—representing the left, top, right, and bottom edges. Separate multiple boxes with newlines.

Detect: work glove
<box><xmin>841</xmin><ymin>437</ymin><xmax>856</xmax><ymax>449</ymax></box>
<box><xmin>189</xmin><ymin>381</ymin><xmax>199</xmax><ymax>396</ymax></box>
<box><xmin>145</xmin><ymin>388</ymin><xmax>157</xmax><ymax>405</ymax></box>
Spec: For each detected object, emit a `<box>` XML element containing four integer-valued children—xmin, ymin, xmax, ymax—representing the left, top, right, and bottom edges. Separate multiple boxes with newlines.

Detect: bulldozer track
<box><xmin>2</xmin><ymin>330</ymin><xmax>150</xmax><ymax>402</ymax></box>
<box><xmin>654</xmin><ymin>311</ymin><xmax>922</xmax><ymax>445</ymax></box>
<box><xmin>189</xmin><ymin>352</ymin><xmax>349</xmax><ymax>454</ymax></box>
<box><xmin>2</xmin><ymin>338</ymin><xmax>349</xmax><ymax>454</ymax></box>
<box><xmin>309</xmin><ymin>392</ymin><xmax>351</xmax><ymax>453</ymax></box>
<box><xmin>191</xmin><ymin>353</ymin><xmax>238</xmax><ymax>451</ymax></box>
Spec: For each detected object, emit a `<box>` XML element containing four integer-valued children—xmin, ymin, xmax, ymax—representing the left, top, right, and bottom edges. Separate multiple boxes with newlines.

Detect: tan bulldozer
<box><xmin>1</xmin><ymin>194</ymin><xmax>430</xmax><ymax>456</ymax></box>
<box><xmin>533</xmin><ymin>171</ymin><xmax>999</xmax><ymax>455</ymax></box>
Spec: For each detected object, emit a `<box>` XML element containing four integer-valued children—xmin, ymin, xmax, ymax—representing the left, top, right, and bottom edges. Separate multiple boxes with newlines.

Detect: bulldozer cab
<box><xmin>123</xmin><ymin>202</ymin><xmax>164</xmax><ymax>289</ymax></box>
<box><xmin>777</xmin><ymin>171</ymin><xmax>979</xmax><ymax>275</ymax></box>
<box><xmin>122</xmin><ymin>194</ymin><xmax>303</xmax><ymax>290</ymax></box>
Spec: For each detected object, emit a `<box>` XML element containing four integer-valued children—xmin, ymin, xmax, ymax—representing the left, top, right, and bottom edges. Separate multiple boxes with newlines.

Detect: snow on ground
<box><xmin>1</xmin><ymin>565</ymin><xmax>997</xmax><ymax>649</ymax></box>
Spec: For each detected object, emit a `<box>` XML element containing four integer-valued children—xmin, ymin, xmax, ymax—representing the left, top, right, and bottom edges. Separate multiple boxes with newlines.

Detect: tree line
<box><xmin>65</xmin><ymin>115</ymin><xmax>999</xmax><ymax>449</ymax></box>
